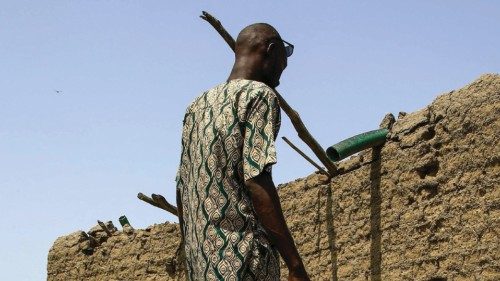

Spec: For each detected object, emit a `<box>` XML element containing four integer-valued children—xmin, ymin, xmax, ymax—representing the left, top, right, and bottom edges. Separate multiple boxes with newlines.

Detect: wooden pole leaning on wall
<box><xmin>200</xmin><ymin>11</ymin><xmax>338</xmax><ymax>178</ymax></box>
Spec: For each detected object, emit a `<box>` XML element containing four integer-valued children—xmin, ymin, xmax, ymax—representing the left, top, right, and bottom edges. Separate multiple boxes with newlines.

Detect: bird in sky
<box><xmin>54</xmin><ymin>90</ymin><xmax>62</xmax><ymax>94</ymax></box>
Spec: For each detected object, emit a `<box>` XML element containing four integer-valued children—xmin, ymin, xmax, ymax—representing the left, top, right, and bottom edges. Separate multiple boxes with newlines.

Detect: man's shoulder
<box><xmin>235</xmin><ymin>79</ymin><xmax>274</xmax><ymax>94</ymax></box>
<box><xmin>228</xmin><ymin>79</ymin><xmax>277</xmax><ymax>102</ymax></box>
<box><xmin>184</xmin><ymin>82</ymin><xmax>225</xmax><ymax>113</ymax></box>
<box><xmin>205</xmin><ymin>79</ymin><xmax>274</xmax><ymax>95</ymax></box>
<box><xmin>185</xmin><ymin>80</ymin><xmax>276</xmax><ymax>114</ymax></box>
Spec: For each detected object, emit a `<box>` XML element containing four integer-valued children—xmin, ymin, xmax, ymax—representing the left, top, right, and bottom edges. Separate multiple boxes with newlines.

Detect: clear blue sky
<box><xmin>1</xmin><ymin>1</ymin><xmax>498</xmax><ymax>280</ymax></box>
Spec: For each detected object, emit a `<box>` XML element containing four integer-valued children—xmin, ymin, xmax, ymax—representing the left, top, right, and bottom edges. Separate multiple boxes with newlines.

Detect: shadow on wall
<box><xmin>320</xmin><ymin>145</ymin><xmax>383</xmax><ymax>281</ymax></box>
<box><xmin>325</xmin><ymin>178</ymin><xmax>338</xmax><ymax>281</ymax></box>
<box><xmin>369</xmin><ymin>146</ymin><xmax>383</xmax><ymax>281</ymax></box>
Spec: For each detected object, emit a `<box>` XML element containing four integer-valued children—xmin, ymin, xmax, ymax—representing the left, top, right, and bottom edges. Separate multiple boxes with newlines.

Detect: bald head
<box><xmin>228</xmin><ymin>23</ymin><xmax>288</xmax><ymax>88</ymax></box>
<box><xmin>235</xmin><ymin>23</ymin><xmax>281</xmax><ymax>56</ymax></box>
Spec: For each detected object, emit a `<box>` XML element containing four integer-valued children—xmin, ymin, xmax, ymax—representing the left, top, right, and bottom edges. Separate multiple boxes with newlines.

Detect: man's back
<box><xmin>176</xmin><ymin>79</ymin><xmax>281</xmax><ymax>280</ymax></box>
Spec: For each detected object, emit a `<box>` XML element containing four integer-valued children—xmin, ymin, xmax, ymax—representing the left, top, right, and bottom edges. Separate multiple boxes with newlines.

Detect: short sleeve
<box><xmin>242</xmin><ymin>89</ymin><xmax>281</xmax><ymax>181</ymax></box>
<box><xmin>175</xmin><ymin>106</ymin><xmax>193</xmax><ymax>188</ymax></box>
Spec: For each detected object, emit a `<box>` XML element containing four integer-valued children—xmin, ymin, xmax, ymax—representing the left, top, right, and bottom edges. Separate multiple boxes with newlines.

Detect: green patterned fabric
<box><xmin>176</xmin><ymin>79</ymin><xmax>281</xmax><ymax>281</ymax></box>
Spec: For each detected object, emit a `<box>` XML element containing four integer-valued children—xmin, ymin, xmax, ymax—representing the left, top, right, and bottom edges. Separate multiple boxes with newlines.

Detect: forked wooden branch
<box><xmin>138</xmin><ymin>192</ymin><xmax>178</xmax><ymax>216</ymax></box>
<box><xmin>282</xmin><ymin>136</ymin><xmax>329</xmax><ymax>176</ymax></box>
<box><xmin>200</xmin><ymin>11</ymin><xmax>338</xmax><ymax>177</ymax></box>
<box><xmin>275</xmin><ymin>94</ymin><xmax>338</xmax><ymax>177</ymax></box>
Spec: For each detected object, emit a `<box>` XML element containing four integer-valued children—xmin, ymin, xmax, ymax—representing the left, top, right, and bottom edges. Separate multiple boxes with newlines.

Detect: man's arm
<box><xmin>245</xmin><ymin>171</ymin><xmax>310</xmax><ymax>280</ymax></box>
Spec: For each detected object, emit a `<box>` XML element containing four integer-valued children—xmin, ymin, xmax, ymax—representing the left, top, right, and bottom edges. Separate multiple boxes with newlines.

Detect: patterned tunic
<box><xmin>176</xmin><ymin>79</ymin><xmax>281</xmax><ymax>280</ymax></box>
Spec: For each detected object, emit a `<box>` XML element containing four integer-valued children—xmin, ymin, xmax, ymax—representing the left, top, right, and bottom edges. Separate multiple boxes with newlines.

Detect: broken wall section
<box><xmin>47</xmin><ymin>223</ymin><xmax>184</xmax><ymax>281</ymax></box>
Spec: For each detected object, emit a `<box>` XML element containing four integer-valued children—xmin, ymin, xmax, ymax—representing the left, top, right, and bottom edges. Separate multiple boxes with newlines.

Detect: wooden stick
<box><xmin>86</xmin><ymin>233</ymin><xmax>99</xmax><ymax>247</ymax></box>
<box><xmin>152</xmin><ymin>193</ymin><xmax>179</xmax><ymax>216</ymax></box>
<box><xmin>282</xmin><ymin>136</ymin><xmax>329</xmax><ymax>175</ymax></box>
<box><xmin>199</xmin><ymin>11</ymin><xmax>337</xmax><ymax>178</ymax></box>
<box><xmin>274</xmin><ymin>92</ymin><xmax>338</xmax><ymax>177</ymax></box>
<box><xmin>200</xmin><ymin>11</ymin><xmax>236</xmax><ymax>51</ymax></box>
<box><xmin>97</xmin><ymin>220</ymin><xmax>112</xmax><ymax>237</ymax></box>
<box><xmin>137</xmin><ymin>192</ymin><xmax>179</xmax><ymax>216</ymax></box>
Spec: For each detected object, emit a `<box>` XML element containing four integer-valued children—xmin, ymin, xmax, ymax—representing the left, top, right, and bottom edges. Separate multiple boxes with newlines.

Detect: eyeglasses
<box><xmin>282</xmin><ymin>39</ymin><xmax>294</xmax><ymax>57</ymax></box>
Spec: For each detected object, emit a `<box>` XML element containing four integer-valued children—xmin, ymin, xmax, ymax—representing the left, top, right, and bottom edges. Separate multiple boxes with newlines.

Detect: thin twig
<box><xmin>199</xmin><ymin>11</ymin><xmax>337</xmax><ymax>178</ymax></box>
<box><xmin>282</xmin><ymin>136</ymin><xmax>329</xmax><ymax>175</ymax></box>
<box><xmin>137</xmin><ymin>192</ymin><xmax>178</xmax><ymax>216</ymax></box>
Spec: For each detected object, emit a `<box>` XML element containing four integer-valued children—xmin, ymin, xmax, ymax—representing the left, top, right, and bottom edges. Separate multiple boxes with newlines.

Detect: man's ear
<box><xmin>266</xmin><ymin>42</ymin><xmax>276</xmax><ymax>56</ymax></box>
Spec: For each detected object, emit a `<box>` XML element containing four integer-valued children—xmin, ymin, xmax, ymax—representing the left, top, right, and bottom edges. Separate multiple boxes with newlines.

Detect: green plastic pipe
<box><xmin>326</xmin><ymin>128</ymin><xmax>389</xmax><ymax>162</ymax></box>
<box><xmin>119</xmin><ymin>215</ymin><xmax>131</xmax><ymax>227</ymax></box>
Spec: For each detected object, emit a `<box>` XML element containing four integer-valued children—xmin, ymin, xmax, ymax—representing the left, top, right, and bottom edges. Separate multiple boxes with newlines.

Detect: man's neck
<box><xmin>227</xmin><ymin>58</ymin><xmax>266</xmax><ymax>84</ymax></box>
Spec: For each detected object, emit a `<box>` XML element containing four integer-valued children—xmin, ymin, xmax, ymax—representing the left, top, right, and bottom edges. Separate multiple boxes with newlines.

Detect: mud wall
<box><xmin>47</xmin><ymin>74</ymin><xmax>499</xmax><ymax>281</ymax></box>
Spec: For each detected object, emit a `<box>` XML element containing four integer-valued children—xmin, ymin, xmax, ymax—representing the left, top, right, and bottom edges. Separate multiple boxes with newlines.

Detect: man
<box><xmin>176</xmin><ymin>23</ymin><xmax>309</xmax><ymax>281</ymax></box>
